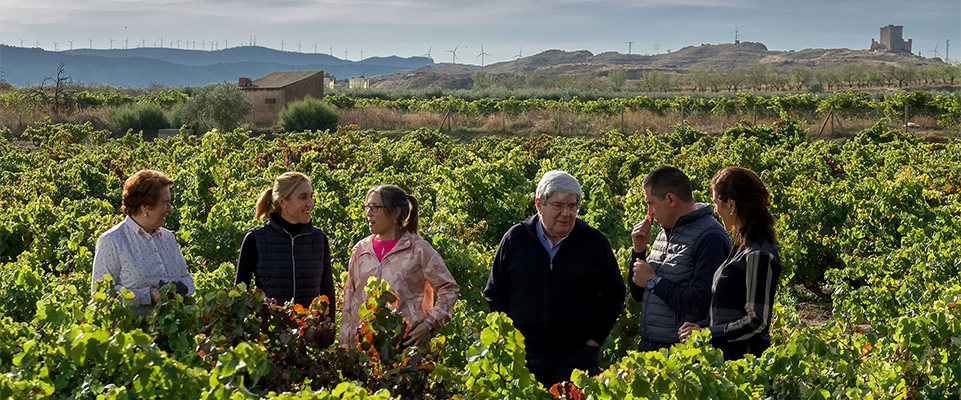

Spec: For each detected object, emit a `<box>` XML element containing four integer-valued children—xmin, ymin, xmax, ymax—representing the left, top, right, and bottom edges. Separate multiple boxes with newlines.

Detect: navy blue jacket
<box><xmin>484</xmin><ymin>215</ymin><xmax>625</xmax><ymax>358</ymax></box>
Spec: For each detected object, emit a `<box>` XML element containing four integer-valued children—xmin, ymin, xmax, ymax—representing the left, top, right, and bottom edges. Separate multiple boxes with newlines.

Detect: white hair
<box><xmin>535</xmin><ymin>170</ymin><xmax>582</xmax><ymax>203</ymax></box>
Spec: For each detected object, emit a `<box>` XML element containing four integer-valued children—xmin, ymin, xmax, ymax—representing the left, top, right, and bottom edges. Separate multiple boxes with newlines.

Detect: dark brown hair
<box><xmin>710</xmin><ymin>166</ymin><xmax>778</xmax><ymax>246</ymax></box>
<box><xmin>367</xmin><ymin>185</ymin><xmax>419</xmax><ymax>234</ymax></box>
<box><xmin>121</xmin><ymin>170</ymin><xmax>174</xmax><ymax>215</ymax></box>
<box><xmin>255</xmin><ymin>172</ymin><xmax>311</xmax><ymax>221</ymax></box>
<box><xmin>642</xmin><ymin>166</ymin><xmax>694</xmax><ymax>203</ymax></box>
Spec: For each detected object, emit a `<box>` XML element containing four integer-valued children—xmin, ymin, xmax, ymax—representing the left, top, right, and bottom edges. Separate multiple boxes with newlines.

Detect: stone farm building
<box><xmin>239</xmin><ymin>70</ymin><xmax>324</xmax><ymax>125</ymax></box>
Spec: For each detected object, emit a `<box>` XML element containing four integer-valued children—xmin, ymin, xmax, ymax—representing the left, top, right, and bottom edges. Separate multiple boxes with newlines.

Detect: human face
<box><xmin>712</xmin><ymin>190</ymin><xmax>738</xmax><ymax>232</ymax></box>
<box><xmin>279</xmin><ymin>180</ymin><xmax>314</xmax><ymax>225</ymax></box>
<box><xmin>365</xmin><ymin>191</ymin><xmax>402</xmax><ymax>239</ymax></box>
<box><xmin>536</xmin><ymin>192</ymin><xmax>578</xmax><ymax>240</ymax></box>
<box><xmin>643</xmin><ymin>187</ymin><xmax>681</xmax><ymax>229</ymax></box>
<box><xmin>142</xmin><ymin>187</ymin><xmax>172</xmax><ymax>233</ymax></box>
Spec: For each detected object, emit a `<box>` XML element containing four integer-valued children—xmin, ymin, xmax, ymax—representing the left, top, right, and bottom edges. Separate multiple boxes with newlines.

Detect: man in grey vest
<box><xmin>628</xmin><ymin>166</ymin><xmax>731</xmax><ymax>352</ymax></box>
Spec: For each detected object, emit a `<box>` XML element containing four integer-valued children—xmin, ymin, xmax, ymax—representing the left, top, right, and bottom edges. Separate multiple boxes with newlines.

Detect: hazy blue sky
<box><xmin>2</xmin><ymin>0</ymin><xmax>959</xmax><ymax>64</ymax></box>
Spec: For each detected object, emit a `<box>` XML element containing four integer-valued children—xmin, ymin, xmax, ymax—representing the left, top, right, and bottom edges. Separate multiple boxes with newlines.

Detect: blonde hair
<box><xmin>255</xmin><ymin>172</ymin><xmax>311</xmax><ymax>222</ymax></box>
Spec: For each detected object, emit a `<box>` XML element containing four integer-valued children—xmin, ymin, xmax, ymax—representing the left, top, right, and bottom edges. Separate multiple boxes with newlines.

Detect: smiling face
<box><xmin>279</xmin><ymin>180</ymin><xmax>314</xmax><ymax>225</ymax></box>
<box><xmin>141</xmin><ymin>187</ymin><xmax>172</xmax><ymax>232</ymax></box>
<box><xmin>365</xmin><ymin>191</ymin><xmax>402</xmax><ymax>239</ymax></box>
<box><xmin>535</xmin><ymin>192</ymin><xmax>578</xmax><ymax>240</ymax></box>
<box><xmin>712</xmin><ymin>190</ymin><xmax>738</xmax><ymax>232</ymax></box>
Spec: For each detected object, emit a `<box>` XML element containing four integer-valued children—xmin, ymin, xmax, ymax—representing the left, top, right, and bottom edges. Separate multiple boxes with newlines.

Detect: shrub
<box><xmin>278</xmin><ymin>96</ymin><xmax>340</xmax><ymax>132</ymax></box>
<box><xmin>181</xmin><ymin>82</ymin><xmax>252</xmax><ymax>132</ymax></box>
<box><xmin>108</xmin><ymin>103</ymin><xmax>170</xmax><ymax>134</ymax></box>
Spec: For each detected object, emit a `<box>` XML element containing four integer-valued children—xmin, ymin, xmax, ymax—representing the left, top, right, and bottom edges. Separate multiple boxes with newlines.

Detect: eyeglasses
<box><xmin>362</xmin><ymin>204</ymin><xmax>386</xmax><ymax>213</ymax></box>
<box><xmin>546</xmin><ymin>201</ymin><xmax>579</xmax><ymax>213</ymax></box>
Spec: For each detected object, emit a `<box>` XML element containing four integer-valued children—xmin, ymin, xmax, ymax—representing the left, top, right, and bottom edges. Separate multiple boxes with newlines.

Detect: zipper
<box><xmin>286</xmin><ymin>230</ymin><xmax>309</xmax><ymax>304</ymax></box>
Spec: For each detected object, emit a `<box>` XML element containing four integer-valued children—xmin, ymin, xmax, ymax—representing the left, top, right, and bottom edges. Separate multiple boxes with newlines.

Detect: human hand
<box><xmin>150</xmin><ymin>288</ymin><xmax>161</xmax><ymax>303</ymax></box>
<box><xmin>632</xmin><ymin>258</ymin><xmax>655</xmax><ymax>286</ymax></box>
<box><xmin>678</xmin><ymin>322</ymin><xmax>701</xmax><ymax>343</ymax></box>
<box><xmin>174</xmin><ymin>281</ymin><xmax>189</xmax><ymax>296</ymax></box>
<box><xmin>631</xmin><ymin>215</ymin><xmax>653</xmax><ymax>253</ymax></box>
<box><xmin>402</xmin><ymin>321</ymin><xmax>432</xmax><ymax>347</ymax></box>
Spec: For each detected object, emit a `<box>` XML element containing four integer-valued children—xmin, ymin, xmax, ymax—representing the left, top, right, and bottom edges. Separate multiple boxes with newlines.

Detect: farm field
<box><xmin>1</xmin><ymin>118</ymin><xmax>960</xmax><ymax>399</ymax></box>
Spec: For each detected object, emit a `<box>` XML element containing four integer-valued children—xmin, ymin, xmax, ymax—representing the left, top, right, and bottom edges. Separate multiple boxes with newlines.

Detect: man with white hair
<box><xmin>484</xmin><ymin>170</ymin><xmax>625</xmax><ymax>386</ymax></box>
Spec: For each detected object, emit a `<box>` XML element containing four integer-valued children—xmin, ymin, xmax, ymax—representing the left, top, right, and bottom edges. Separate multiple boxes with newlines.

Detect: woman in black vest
<box><xmin>234</xmin><ymin>172</ymin><xmax>335</xmax><ymax>322</ymax></box>
<box><xmin>677</xmin><ymin>167</ymin><xmax>782</xmax><ymax>360</ymax></box>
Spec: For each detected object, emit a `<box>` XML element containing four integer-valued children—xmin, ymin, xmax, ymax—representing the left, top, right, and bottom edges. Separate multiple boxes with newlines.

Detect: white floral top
<box><xmin>91</xmin><ymin>216</ymin><xmax>194</xmax><ymax>314</ymax></box>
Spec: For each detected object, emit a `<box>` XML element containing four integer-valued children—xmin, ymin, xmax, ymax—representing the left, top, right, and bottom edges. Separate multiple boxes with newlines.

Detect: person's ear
<box><xmin>534</xmin><ymin>198</ymin><xmax>543</xmax><ymax>213</ymax></box>
<box><xmin>665</xmin><ymin>192</ymin><xmax>678</xmax><ymax>207</ymax></box>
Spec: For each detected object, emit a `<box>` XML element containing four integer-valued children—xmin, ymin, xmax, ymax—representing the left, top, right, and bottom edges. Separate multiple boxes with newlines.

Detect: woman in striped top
<box><xmin>677</xmin><ymin>166</ymin><xmax>781</xmax><ymax>359</ymax></box>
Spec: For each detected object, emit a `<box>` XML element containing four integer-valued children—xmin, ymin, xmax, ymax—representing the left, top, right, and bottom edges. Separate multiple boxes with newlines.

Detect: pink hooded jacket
<box><xmin>338</xmin><ymin>231</ymin><xmax>459</xmax><ymax>346</ymax></box>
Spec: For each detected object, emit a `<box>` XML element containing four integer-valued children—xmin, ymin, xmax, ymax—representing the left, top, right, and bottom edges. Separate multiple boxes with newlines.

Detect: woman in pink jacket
<box><xmin>338</xmin><ymin>184</ymin><xmax>460</xmax><ymax>347</ymax></box>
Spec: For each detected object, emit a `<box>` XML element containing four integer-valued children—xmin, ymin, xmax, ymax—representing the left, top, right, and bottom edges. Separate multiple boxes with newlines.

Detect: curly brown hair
<box><xmin>121</xmin><ymin>170</ymin><xmax>174</xmax><ymax>215</ymax></box>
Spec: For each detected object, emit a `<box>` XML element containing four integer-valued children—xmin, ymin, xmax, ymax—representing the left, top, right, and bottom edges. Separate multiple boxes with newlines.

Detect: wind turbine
<box><xmin>626</xmin><ymin>41</ymin><xmax>634</xmax><ymax>55</ymax></box>
<box><xmin>53</xmin><ymin>41</ymin><xmax>58</xmax><ymax>51</ymax></box>
<box><xmin>344</xmin><ymin>48</ymin><xmax>349</xmax><ymax>60</ymax></box>
<box><xmin>297</xmin><ymin>42</ymin><xmax>302</xmax><ymax>53</ymax></box>
<box><xmin>19</xmin><ymin>39</ymin><xmax>24</xmax><ymax>47</ymax></box>
<box><xmin>35</xmin><ymin>40</ymin><xmax>41</xmax><ymax>48</ymax></box>
<box><xmin>446</xmin><ymin>45</ymin><xmax>458</xmax><ymax>64</ymax></box>
<box><xmin>68</xmin><ymin>39</ymin><xmax>73</xmax><ymax>50</ymax></box>
<box><xmin>124</xmin><ymin>37</ymin><xmax>129</xmax><ymax>49</ymax></box>
<box><xmin>141</xmin><ymin>38</ymin><xmax>146</xmax><ymax>48</ymax></box>
<box><xmin>280</xmin><ymin>40</ymin><xmax>285</xmax><ymax>51</ymax></box>
<box><xmin>476</xmin><ymin>44</ymin><xmax>490</xmax><ymax>66</ymax></box>
<box><xmin>422</xmin><ymin>46</ymin><xmax>433</xmax><ymax>61</ymax></box>
<box><xmin>202</xmin><ymin>41</ymin><xmax>206</xmax><ymax>51</ymax></box>
<box><xmin>176</xmin><ymin>38</ymin><xmax>181</xmax><ymax>49</ymax></box>
<box><xmin>109</xmin><ymin>38</ymin><xmax>114</xmax><ymax>50</ymax></box>
<box><xmin>514</xmin><ymin>47</ymin><xmax>523</xmax><ymax>59</ymax></box>
<box><xmin>159</xmin><ymin>36</ymin><xmax>164</xmax><ymax>48</ymax></box>
<box><xmin>89</xmin><ymin>37</ymin><xmax>93</xmax><ymax>49</ymax></box>
<box><xmin>224</xmin><ymin>38</ymin><xmax>229</xmax><ymax>49</ymax></box>
<box><xmin>928</xmin><ymin>42</ymin><xmax>941</xmax><ymax>58</ymax></box>
<box><xmin>359</xmin><ymin>49</ymin><xmax>364</xmax><ymax>61</ymax></box>
<box><xmin>313</xmin><ymin>42</ymin><xmax>318</xmax><ymax>53</ymax></box>
<box><xmin>329</xmin><ymin>44</ymin><xmax>334</xmax><ymax>56</ymax></box>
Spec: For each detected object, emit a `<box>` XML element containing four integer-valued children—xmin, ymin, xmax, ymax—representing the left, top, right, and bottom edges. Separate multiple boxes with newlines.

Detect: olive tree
<box><xmin>181</xmin><ymin>82</ymin><xmax>252</xmax><ymax>132</ymax></box>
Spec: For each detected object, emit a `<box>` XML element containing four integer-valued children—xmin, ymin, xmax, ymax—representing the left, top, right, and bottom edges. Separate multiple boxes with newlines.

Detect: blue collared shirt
<box><xmin>536</xmin><ymin>220</ymin><xmax>567</xmax><ymax>259</ymax></box>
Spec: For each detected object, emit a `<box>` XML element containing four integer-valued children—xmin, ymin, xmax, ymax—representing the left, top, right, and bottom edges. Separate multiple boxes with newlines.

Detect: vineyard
<box><xmin>1</xmin><ymin>117</ymin><xmax>960</xmax><ymax>399</ymax></box>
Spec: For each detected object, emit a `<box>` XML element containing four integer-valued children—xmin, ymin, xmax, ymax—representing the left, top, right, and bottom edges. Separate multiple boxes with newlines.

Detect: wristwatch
<box><xmin>645</xmin><ymin>276</ymin><xmax>661</xmax><ymax>290</ymax></box>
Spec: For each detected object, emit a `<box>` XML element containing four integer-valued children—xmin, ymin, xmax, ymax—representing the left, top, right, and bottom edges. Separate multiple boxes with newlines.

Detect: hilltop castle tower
<box><xmin>870</xmin><ymin>25</ymin><xmax>912</xmax><ymax>54</ymax></box>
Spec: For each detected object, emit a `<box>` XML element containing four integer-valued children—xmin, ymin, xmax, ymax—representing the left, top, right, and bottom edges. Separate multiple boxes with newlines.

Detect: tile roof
<box><xmin>243</xmin><ymin>70</ymin><xmax>322</xmax><ymax>89</ymax></box>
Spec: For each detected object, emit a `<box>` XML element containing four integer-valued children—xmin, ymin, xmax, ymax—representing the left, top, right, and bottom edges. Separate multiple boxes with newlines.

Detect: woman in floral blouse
<box><xmin>91</xmin><ymin>170</ymin><xmax>193</xmax><ymax>315</ymax></box>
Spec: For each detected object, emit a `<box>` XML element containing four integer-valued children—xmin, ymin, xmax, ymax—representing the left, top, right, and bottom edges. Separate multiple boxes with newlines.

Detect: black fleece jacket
<box><xmin>484</xmin><ymin>215</ymin><xmax>625</xmax><ymax>358</ymax></box>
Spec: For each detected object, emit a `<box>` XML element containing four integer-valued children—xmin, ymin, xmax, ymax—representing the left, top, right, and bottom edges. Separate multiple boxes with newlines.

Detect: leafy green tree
<box><xmin>471</xmin><ymin>71</ymin><xmax>492</xmax><ymax>91</ymax></box>
<box><xmin>608</xmin><ymin>70</ymin><xmax>627</xmax><ymax>91</ymax></box>
<box><xmin>788</xmin><ymin>66</ymin><xmax>814</xmax><ymax>91</ymax></box>
<box><xmin>500</xmin><ymin>74</ymin><xmax>523</xmax><ymax>91</ymax></box>
<box><xmin>181</xmin><ymin>82</ymin><xmax>252</xmax><ymax>132</ymax></box>
<box><xmin>278</xmin><ymin>96</ymin><xmax>340</xmax><ymax>132</ymax></box>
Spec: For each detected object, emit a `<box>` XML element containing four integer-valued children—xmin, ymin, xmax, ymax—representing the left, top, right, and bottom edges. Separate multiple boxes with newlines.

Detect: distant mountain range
<box><xmin>0</xmin><ymin>45</ymin><xmax>438</xmax><ymax>87</ymax></box>
<box><xmin>0</xmin><ymin>42</ymin><xmax>943</xmax><ymax>90</ymax></box>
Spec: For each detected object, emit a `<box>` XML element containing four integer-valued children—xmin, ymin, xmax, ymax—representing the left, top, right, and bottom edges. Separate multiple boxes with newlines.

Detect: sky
<box><xmin>1</xmin><ymin>0</ymin><xmax>959</xmax><ymax>65</ymax></box>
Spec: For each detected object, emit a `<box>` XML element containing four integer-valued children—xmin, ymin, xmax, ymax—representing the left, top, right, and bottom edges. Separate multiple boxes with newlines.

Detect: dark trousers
<box><xmin>527</xmin><ymin>344</ymin><xmax>601</xmax><ymax>387</ymax></box>
<box><xmin>637</xmin><ymin>338</ymin><xmax>672</xmax><ymax>352</ymax></box>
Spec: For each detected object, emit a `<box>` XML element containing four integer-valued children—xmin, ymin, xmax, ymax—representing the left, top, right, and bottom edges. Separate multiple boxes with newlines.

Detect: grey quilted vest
<box><xmin>640</xmin><ymin>205</ymin><xmax>727</xmax><ymax>343</ymax></box>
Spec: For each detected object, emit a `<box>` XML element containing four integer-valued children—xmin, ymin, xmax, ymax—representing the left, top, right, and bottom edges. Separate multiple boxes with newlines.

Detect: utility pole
<box><xmin>947</xmin><ymin>39</ymin><xmax>951</xmax><ymax>63</ymax></box>
<box><xmin>626</xmin><ymin>41</ymin><xmax>634</xmax><ymax>55</ymax></box>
